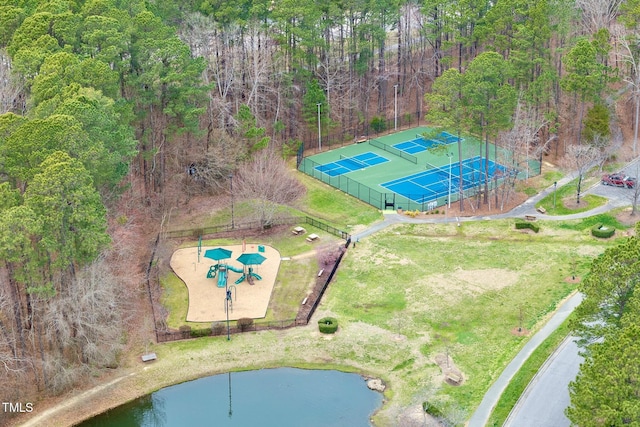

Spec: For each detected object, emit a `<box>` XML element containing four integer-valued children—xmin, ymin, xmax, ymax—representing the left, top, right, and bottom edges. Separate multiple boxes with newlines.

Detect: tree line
<box><xmin>0</xmin><ymin>0</ymin><xmax>639</xmax><ymax>420</ymax></box>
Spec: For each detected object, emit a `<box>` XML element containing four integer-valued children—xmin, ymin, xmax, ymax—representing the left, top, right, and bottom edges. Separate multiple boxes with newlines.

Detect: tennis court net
<box><xmin>369</xmin><ymin>139</ymin><xmax>418</xmax><ymax>164</ymax></box>
<box><xmin>425</xmin><ymin>161</ymin><xmax>451</xmax><ymax>181</ymax></box>
<box><xmin>339</xmin><ymin>154</ymin><xmax>368</xmax><ymax>169</ymax></box>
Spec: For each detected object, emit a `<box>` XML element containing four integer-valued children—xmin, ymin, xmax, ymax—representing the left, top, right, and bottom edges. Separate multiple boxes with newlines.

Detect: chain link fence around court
<box><xmin>163</xmin><ymin>215</ymin><xmax>350</xmax><ymax>240</ymax></box>
<box><xmin>298</xmin><ymin>141</ymin><xmax>542</xmax><ymax>212</ymax></box>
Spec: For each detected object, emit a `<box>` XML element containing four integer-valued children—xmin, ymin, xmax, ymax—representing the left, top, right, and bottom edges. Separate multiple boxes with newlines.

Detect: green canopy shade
<box><xmin>236</xmin><ymin>253</ymin><xmax>266</xmax><ymax>266</ymax></box>
<box><xmin>204</xmin><ymin>247</ymin><xmax>232</xmax><ymax>261</ymax></box>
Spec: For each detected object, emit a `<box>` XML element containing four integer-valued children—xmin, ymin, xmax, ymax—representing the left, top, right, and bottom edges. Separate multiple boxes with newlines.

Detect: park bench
<box><xmin>524</xmin><ymin>215</ymin><xmax>536</xmax><ymax>221</ymax></box>
<box><xmin>447</xmin><ymin>373</ymin><xmax>462</xmax><ymax>384</ymax></box>
<box><xmin>537</xmin><ymin>206</ymin><xmax>547</xmax><ymax>214</ymax></box>
<box><xmin>141</xmin><ymin>352</ymin><xmax>157</xmax><ymax>362</ymax></box>
<box><xmin>356</xmin><ymin>136</ymin><xmax>368</xmax><ymax>143</ymax></box>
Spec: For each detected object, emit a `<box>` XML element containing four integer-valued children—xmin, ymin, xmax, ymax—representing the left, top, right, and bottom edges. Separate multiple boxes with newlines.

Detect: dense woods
<box><xmin>0</xmin><ymin>0</ymin><xmax>639</xmax><ymax>423</ymax></box>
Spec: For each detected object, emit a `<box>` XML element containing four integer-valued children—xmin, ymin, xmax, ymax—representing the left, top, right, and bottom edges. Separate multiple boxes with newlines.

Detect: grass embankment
<box><xmin>329</xmin><ymin>219</ymin><xmax>618</xmax><ymax>424</ymax></box>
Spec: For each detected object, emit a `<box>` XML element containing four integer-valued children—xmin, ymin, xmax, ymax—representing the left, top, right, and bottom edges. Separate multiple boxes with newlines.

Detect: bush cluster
<box><xmin>190</xmin><ymin>327</ymin><xmax>211</xmax><ymax>338</ymax></box>
<box><xmin>318</xmin><ymin>317</ymin><xmax>338</xmax><ymax>334</ymax></box>
<box><xmin>591</xmin><ymin>223</ymin><xmax>615</xmax><ymax>238</ymax></box>
<box><xmin>515</xmin><ymin>221</ymin><xmax>540</xmax><ymax>233</ymax></box>
<box><xmin>178</xmin><ymin>325</ymin><xmax>192</xmax><ymax>338</ymax></box>
<box><xmin>237</xmin><ymin>317</ymin><xmax>254</xmax><ymax>332</ymax></box>
<box><xmin>404</xmin><ymin>209</ymin><xmax>421</xmax><ymax>218</ymax></box>
<box><xmin>211</xmin><ymin>322</ymin><xmax>225</xmax><ymax>335</ymax></box>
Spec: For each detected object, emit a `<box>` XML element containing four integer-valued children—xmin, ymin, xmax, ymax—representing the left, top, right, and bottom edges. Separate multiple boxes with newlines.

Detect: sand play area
<box><xmin>170</xmin><ymin>244</ymin><xmax>281</xmax><ymax>322</ymax></box>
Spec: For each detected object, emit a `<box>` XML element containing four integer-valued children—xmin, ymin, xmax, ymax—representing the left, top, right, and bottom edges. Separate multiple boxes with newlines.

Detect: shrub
<box><xmin>211</xmin><ymin>322</ymin><xmax>225</xmax><ymax>336</ymax></box>
<box><xmin>370</xmin><ymin>116</ymin><xmax>387</xmax><ymax>133</ymax></box>
<box><xmin>237</xmin><ymin>317</ymin><xmax>254</xmax><ymax>332</ymax></box>
<box><xmin>591</xmin><ymin>223</ymin><xmax>615</xmax><ymax>238</ymax></box>
<box><xmin>190</xmin><ymin>327</ymin><xmax>211</xmax><ymax>338</ymax></box>
<box><xmin>515</xmin><ymin>221</ymin><xmax>539</xmax><ymax>233</ymax></box>
<box><xmin>318</xmin><ymin>317</ymin><xmax>338</xmax><ymax>334</ymax></box>
<box><xmin>178</xmin><ymin>325</ymin><xmax>191</xmax><ymax>338</ymax></box>
<box><xmin>423</xmin><ymin>401</ymin><xmax>444</xmax><ymax>418</ymax></box>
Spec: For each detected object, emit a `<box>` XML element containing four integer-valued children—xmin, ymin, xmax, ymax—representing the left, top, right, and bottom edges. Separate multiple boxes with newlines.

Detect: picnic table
<box><xmin>292</xmin><ymin>226</ymin><xmax>306</xmax><ymax>235</ymax></box>
<box><xmin>306</xmin><ymin>233</ymin><xmax>319</xmax><ymax>242</ymax></box>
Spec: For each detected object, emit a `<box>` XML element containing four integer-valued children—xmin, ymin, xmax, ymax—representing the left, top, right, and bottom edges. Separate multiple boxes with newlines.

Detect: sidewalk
<box><xmin>466</xmin><ymin>293</ymin><xmax>583</xmax><ymax>427</ymax></box>
<box><xmin>352</xmin><ymin>170</ymin><xmax>609</xmax><ymax>242</ymax></box>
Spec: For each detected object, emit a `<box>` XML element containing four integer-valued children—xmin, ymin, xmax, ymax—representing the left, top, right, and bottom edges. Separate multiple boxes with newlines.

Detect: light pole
<box><xmin>394</xmin><ymin>84</ymin><xmax>398</xmax><ymax>131</ymax></box>
<box><xmin>447</xmin><ymin>153</ymin><xmax>453</xmax><ymax>208</ymax></box>
<box><xmin>226</xmin><ymin>289</ymin><xmax>231</xmax><ymax>341</ymax></box>
<box><xmin>553</xmin><ymin>181</ymin><xmax>557</xmax><ymax>209</ymax></box>
<box><xmin>316</xmin><ymin>103</ymin><xmax>322</xmax><ymax>151</ymax></box>
<box><xmin>229</xmin><ymin>174</ymin><xmax>234</xmax><ymax>229</ymax></box>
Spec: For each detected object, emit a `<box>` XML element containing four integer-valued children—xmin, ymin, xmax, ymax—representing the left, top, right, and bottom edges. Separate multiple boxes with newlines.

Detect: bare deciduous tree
<box><xmin>0</xmin><ymin>49</ymin><xmax>24</xmax><ymax>114</ymax></box>
<box><xmin>42</xmin><ymin>257</ymin><xmax>126</xmax><ymax>393</ymax></box>
<box><xmin>234</xmin><ymin>148</ymin><xmax>306</xmax><ymax>227</ymax></box>
<box><xmin>624</xmin><ymin>162</ymin><xmax>640</xmax><ymax>215</ymax></box>
<box><xmin>576</xmin><ymin>0</ymin><xmax>623</xmax><ymax>33</ymax></box>
<box><xmin>566</xmin><ymin>144</ymin><xmax>604</xmax><ymax>204</ymax></box>
<box><xmin>497</xmin><ymin>98</ymin><xmax>554</xmax><ymax>210</ymax></box>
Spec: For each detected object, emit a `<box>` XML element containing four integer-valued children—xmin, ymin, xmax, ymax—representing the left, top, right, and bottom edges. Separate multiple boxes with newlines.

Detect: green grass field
<box><xmin>327</xmin><ymin>219</ymin><xmax>614</xmax><ymax>422</ymax></box>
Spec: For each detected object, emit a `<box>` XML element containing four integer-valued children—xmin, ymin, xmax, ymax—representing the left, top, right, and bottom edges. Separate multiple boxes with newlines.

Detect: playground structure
<box><xmin>170</xmin><ymin>244</ymin><xmax>281</xmax><ymax>322</ymax></box>
<box><xmin>207</xmin><ymin>263</ymin><xmax>245</xmax><ymax>285</ymax></box>
<box><xmin>207</xmin><ymin>262</ymin><xmax>263</xmax><ymax>285</ymax></box>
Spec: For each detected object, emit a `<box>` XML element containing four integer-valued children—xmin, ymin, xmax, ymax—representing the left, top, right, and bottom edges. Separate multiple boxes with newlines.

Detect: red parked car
<box><xmin>601</xmin><ymin>173</ymin><xmax>637</xmax><ymax>188</ymax></box>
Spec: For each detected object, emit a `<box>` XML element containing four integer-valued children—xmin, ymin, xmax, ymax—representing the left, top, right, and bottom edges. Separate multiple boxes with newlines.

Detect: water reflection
<box><xmin>80</xmin><ymin>368</ymin><xmax>382</xmax><ymax>427</ymax></box>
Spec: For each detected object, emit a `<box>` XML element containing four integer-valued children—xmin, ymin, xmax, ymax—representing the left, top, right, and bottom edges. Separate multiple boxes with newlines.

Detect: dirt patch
<box><xmin>170</xmin><ymin>244</ymin><xmax>281</xmax><ymax>322</ymax></box>
<box><xmin>398</xmin><ymin>191</ymin><xmax>530</xmax><ymax>219</ymax></box>
<box><xmin>511</xmin><ymin>326</ymin><xmax>530</xmax><ymax>337</ymax></box>
<box><xmin>565</xmin><ymin>276</ymin><xmax>581</xmax><ymax>284</ymax></box>
<box><xmin>428</xmin><ymin>268</ymin><xmax>520</xmax><ymax>304</ymax></box>
<box><xmin>615</xmin><ymin>210</ymin><xmax>640</xmax><ymax>229</ymax></box>
<box><xmin>434</xmin><ymin>353</ymin><xmax>464</xmax><ymax>386</ymax></box>
<box><xmin>561</xmin><ymin>197</ymin><xmax>594</xmax><ymax>210</ymax></box>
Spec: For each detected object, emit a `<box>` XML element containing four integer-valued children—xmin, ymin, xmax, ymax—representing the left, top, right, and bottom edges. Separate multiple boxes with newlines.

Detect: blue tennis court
<box><xmin>392</xmin><ymin>132</ymin><xmax>463</xmax><ymax>155</ymax></box>
<box><xmin>314</xmin><ymin>152</ymin><xmax>389</xmax><ymax>177</ymax></box>
<box><xmin>381</xmin><ymin>156</ymin><xmax>507</xmax><ymax>203</ymax></box>
<box><xmin>440</xmin><ymin>131</ymin><xmax>462</xmax><ymax>144</ymax></box>
<box><xmin>393</xmin><ymin>138</ymin><xmax>441</xmax><ymax>154</ymax></box>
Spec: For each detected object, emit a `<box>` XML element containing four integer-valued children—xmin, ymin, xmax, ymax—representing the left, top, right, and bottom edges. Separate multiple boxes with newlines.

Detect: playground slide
<box><xmin>206</xmin><ymin>264</ymin><xmax>218</xmax><ymax>279</ymax></box>
<box><xmin>248</xmin><ymin>267</ymin><xmax>262</xmax><ymax>280</ymax></box>
<box><xmin>226</xmin><ymin>264</ymin><xmax>244</xmax><ymax>274</ymax></box>
<box><xmin>234</xmin><ymin>274</ymin><xmax>246</xmax><ymax>285</ymax></box>
<box><xmin>217</xmin><ymin>269</ymin><xmax>227</xmax><ymax>288</ymax></box>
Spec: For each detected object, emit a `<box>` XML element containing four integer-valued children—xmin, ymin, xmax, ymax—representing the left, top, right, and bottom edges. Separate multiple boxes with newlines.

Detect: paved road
<box><xmin>503</xmin><ymin>336</ymin><xmax>583</xmax><ymax>427</ymax></box>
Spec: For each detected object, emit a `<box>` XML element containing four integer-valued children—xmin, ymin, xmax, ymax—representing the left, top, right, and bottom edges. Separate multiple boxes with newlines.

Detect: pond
<box><xmin>79</xmin><ymin>368</ymin><xmax>383</xmax><ymax>426</ymax></box>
